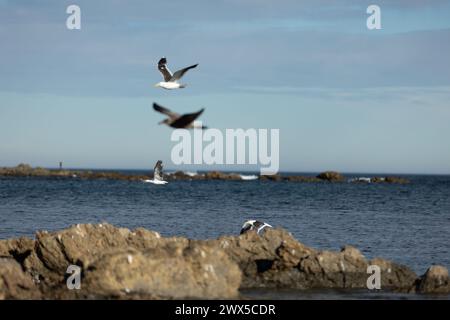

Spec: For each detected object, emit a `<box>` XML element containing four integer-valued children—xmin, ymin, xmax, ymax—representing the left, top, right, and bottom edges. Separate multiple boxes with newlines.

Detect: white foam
<box><xmin>240</xmin><ymin>175</ymin><xmax>259</xmax><ymax>181</ymax></box>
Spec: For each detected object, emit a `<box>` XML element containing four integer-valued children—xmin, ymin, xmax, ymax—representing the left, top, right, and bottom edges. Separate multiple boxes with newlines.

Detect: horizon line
<box><xmin>3</xmin><ymin>164</ymin><xmax>449</xmax><ymax>176</ymax></box>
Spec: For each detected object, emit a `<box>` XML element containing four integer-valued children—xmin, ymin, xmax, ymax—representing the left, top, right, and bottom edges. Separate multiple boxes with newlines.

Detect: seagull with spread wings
<box><xmin>240</xmin><ymin>220</ymin><xmax>273</xmax><ymax>235</ymax></box>
<box><xmin>155</xmin><ymin>57</ymin><xmax>198</xmax><ymax>90</ymax></box>
<box><xmin>153</xmin><ymin>103</ymin><xmax>207</xmax><ymax>129</ymax></box>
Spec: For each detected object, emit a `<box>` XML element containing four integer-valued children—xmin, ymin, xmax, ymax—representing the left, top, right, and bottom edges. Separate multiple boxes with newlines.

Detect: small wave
<box><xmin>240</xmin><ymin>175</ymin><xmax>259</xmax><ymax>181</ymax></box>
<box><xmin>349</xmin><ymin>177</ymin><xmax>372</xmax><ymax>183</ymax></box>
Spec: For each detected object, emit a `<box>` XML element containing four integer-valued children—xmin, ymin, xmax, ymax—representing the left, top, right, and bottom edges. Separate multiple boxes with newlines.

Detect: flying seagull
<box><xmin>143</xmin><ymin>160</ymin><xmax>168</xmax><ymax>185</ymax></box>
<box><xmin>153</xmin><ymin>103</ymin><xmax>207</xmax><ymax>129</ymax></box>
<box><xmin>240</xmin><ymin>220</ymin><xmax>273</xmax><ymax>235</ymax></box>
<box><xmin>155</xmin><ymin>57</ymin><xmax>198</xmax><ymax>90</ymax></box>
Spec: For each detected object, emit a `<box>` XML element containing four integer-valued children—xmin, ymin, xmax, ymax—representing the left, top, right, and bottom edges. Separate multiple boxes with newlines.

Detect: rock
<box><xmin>384</xmin><ymin>176</ymin><xmax>410</xmax><ymax>184</ymax></box>
<box><xmin>0</xmin><ymin>258</ymin><xmax>41</xmax><ymax>299</ymax></box>
<box><xmin>369</xmin><ymin>258</ymin><xmax>418</xmax><ymax>291</ymax></box>
<box><xmin>316</xmin><ymin>171</ymin><xmax>345</xmax><ymax>182</ymax></box>
<box><xmin>0</xmin><ymin>223</ymin><xmax>447</xmax><ymax>298</ymax></box>
<box><xmin>204</xmin><ymin>171</ymin><xmax>242</xmax><ymax>181</ymax></box>
<box><xmin>0</xmin><ymin>237</ymin><xmax>35</xmax><ymax>260</ymax></box>
<box><xmin>371</xmin><ymin>176</ymin><xmax>410</xmax><ymax>184</ymax></box>
<box><xmin>1</xmin><ymin>164</ymin><xmax>413</xmax><ymax>185</ymax></box>
<box><xmin>31</xmin><ymin>223</ymin><xmax>176</xmax><ymax>285</ymax></box>
<box><xmin>169</xmin><ymin>171</ymin><xmax>195</xmax><ymax>180</ymax></box>
<box><xmin>284</xmin><ymin>176</ymin><xmax>321</xmax><ymax>182</ymax></box>
<box><xmin>82</xmin><ymin>243</ymin><xmax>241</xmax><ymax>299</ymax></box>
<box><xmin>417</xmin><ymin>265</ymin><xmax>450</xmax><ymax>294</ymax></box>
<box><xmin>259</xmin><ymin>175</ymin><xmax>282</xmax><ymax>182</ymax></box>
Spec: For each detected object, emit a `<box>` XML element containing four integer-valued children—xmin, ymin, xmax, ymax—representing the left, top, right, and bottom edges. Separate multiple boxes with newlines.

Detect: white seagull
<box><xmin>143</xmin><ymin>160</ymin><xmax>168</xmax><ymax>185</ymax></box>
<box><xmin>240</xmin><ymin>220</ymin><xmax>273</xmax><ymax>235</ymax></box>
<box><xmin>155</xmin><ymin>57</ymin><xmax>198</xmax><ymax>90</ymax></box>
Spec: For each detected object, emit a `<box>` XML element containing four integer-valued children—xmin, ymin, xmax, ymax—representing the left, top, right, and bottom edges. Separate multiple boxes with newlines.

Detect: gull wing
<box><xmin>171</xmin><ymin>64</ymin><xmax>198</xmax><ymax>81</ymax></box>
<box><xmin>256</xmin><ymin>222</ymin><xmax>273</xmax><ymax>234</ymax></box>
<box><xmin>170</xmin><ymin>109</ymin><xmax>204</xmax><ymax>128</ymax></box>
<box><xmin>153</xmin><ymin>103</ymin><xmax>180</xmax><ymax>120</ymax></box>
<box><xmin>157</xmin><ymin>57</ymin><xmax>173</xmax><ymax>82</ymax></box>
<box><xmin>154</xmin><ymin>160</ymin><xmax>164</xmax><ymax>181</ymax></box>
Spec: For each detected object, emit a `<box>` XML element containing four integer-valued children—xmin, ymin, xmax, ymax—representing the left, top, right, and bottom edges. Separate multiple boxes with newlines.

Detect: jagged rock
<box><xmin>82</xmin><ymin>243</ymin><xmax>241</xmax><ymax>299</ymax></box>
<box><xmin>0</xmin><ymin>237</ymin><xmax>35</xmax><ymax>260</ymax></box>
<box><xmin>0</xmin><ymin>258</ymin><xmax>41</xmax><ymax>299</ymax></box>
<box><xmin>0</xmin><ymin>223</ymin><xmax>448</xmax><ymax>299</ymax></box>
<box><xmin>31</xmin><ymin>223</ymin><xmax>181</xmax><ymax>285</ymax></box>
<box><xmin>169</xmin><ymin>171</ymin><xmax>196</xmax><ymax>180</ymax></box>
<box><xmin>371</xmin><ymin>176</ymin><xmax>410</xmax><ymax>184</ymax></box>
<box><xmin>0</xmin><ymin>164</ymin><xmax>413</xmax><ymax>184</ymax></box>
<box><xmin>417</xmin><ymin>265</ymin><xmax>450</xmax><ymax>294</ymax></box>
<box><xmin>259</xmin><ymin>175</ymin><xmax>282</xmax><ymax>182</ymax></box>
<box><xmin>204</xmin><ymin>171</ymin><xmax>242</xmax><ymax>180</ymax></box>
<box><xmin>369</xmin><ymin>258</ymin><xmax>418</xmax><ymax>291</ymax></box>
<box><xmin>317</xmin><ymin>171</ymin><xmax>345</xmax><ymax>182</ymax></box>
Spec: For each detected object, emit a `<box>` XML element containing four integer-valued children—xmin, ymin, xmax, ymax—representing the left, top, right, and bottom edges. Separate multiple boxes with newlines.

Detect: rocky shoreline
<box><xmin>0</xmin><ymin>164</ymin><xmax>410</xmax><ymax>184</ymax></box>
<box><xmin>0</xmin><ymin>223</ymin><xmax>448</xmax><ymax>300</ymax></box>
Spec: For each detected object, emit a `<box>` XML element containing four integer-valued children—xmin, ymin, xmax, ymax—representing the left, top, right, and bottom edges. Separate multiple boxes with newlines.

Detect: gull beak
<box><xmin>154</xmin><ymin>83</ymin><xmax>159</xmax><ymax>88</ymax></box>
<box><xmin>158</xmin><ymin>120</ymin><xmax>165</xmax><ymax>125</ymax></box>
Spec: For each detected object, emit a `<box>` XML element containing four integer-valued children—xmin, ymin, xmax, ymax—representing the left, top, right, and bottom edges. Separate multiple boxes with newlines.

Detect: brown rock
<box><xmin>259</xmin><ymin>175</ymin><xmax>282</xmax><ymax>182</ymax></box>
<box><xmin>369</xmin><ymin>258</ymin><xmax>418</xmax><ymax>291</ymax></box>
<box><xmin>0</xmin><ymin>237</ymin><xmax>35</xmax><ymax>260</ymax></box>
<box><xmin>32</xmin><ymin>224</ymin><xmax>168</xmax><ymax>282</ymax></box>
<box><xmin>284</xmin><ymin>176</ymin><xmax>321</xmax><ymax>182</ymax></box>
<box><xmin>0</xmin><ymin>258</ymin><xmax>41</xmax><ymax>300</ymax></box>
<box><xmin>0</xmin><ymin>223</ymin><xmax>442</xmax><ymax>298</ymax></box>
<box><xmin>316</xmin><ymin>171</ymin><xmax>345</xmax><ymax>182</ymax></box>
<box><xmin>417</xmin><ymin>265</ymin><xmax>450</xmax><ymax>294</ymax></box>
<box><xmin>204</xmin><ymin>171</ymin><xmax>242</xmax><ymax>180</ymax></box>
<box><xmin>82</xmin><ymin>243</ymin><xmax>241</xmax><ymax>299</ymax></box>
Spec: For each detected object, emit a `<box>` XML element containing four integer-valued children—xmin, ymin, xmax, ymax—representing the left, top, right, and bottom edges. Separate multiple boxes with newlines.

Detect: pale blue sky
<box><xmin>1</xmin><ymin>0</ymin><xmax>450</xmax><ymax>173</ymax></box>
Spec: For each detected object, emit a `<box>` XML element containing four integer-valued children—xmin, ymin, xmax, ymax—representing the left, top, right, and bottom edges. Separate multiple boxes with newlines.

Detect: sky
<box><xmin>1</xmin><ymin>0</ymin><xmax>450</xmax><ymax>174</ymax></box>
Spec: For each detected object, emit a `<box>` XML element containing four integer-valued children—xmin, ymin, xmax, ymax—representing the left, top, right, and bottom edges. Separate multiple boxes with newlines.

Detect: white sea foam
<box><xmin>240</xmin><ymin>174</ymin><xmax>259</xmax><ymax>181</ymax></box>
<box><xmin>349</xmin><ymin>177</ymin><xmax>372</xmax><ymax>183</ymax></box>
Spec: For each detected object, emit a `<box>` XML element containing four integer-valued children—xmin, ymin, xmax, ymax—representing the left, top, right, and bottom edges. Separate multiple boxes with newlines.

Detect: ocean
<box><xmin>1</xmin><ymin>171</ymin><xmax>449</xmax><ymax>278</ymax></box>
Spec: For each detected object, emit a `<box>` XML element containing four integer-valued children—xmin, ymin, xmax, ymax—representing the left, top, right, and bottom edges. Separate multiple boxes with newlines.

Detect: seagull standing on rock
<box><xmin>155</xmin><ymin>57</ymin><xmax>198</xmax><ymax>90</ymax></box>
<box><xmin>240</xmin><ymin>220</ymin><xmax>273</xmax><ymax>235</ymax></box>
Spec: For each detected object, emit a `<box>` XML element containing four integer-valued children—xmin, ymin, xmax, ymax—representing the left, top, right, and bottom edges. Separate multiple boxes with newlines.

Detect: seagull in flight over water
<box><xmin>143</xmin><ymin>160</ymin><xmax>168</xmax><ymax>185</ymax></box>
<box><xmin>240</xmin><ymin>220</ymin><xmax>273</xmax><ymax>235</ymax></box>
<box><xmin>153</xmin><ymin>103</ymin><xmax>207</xmax><ymax>129</ymax></box>
<box><xmin>155</xmin><ymin>57</ymin><xmax>198</xmax><ymax>90</ymax></box>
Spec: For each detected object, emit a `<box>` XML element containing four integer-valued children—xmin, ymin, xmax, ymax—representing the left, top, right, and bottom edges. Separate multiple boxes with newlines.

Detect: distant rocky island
<box><xmin>0</xmin><ymin>223</ymin><xmax>448</xmax><ymax>299</ymax></box>
<box><xmin>0</xmin><ymin>164</ymin><xmax>410</xmax><ymax>184</ymax></box>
